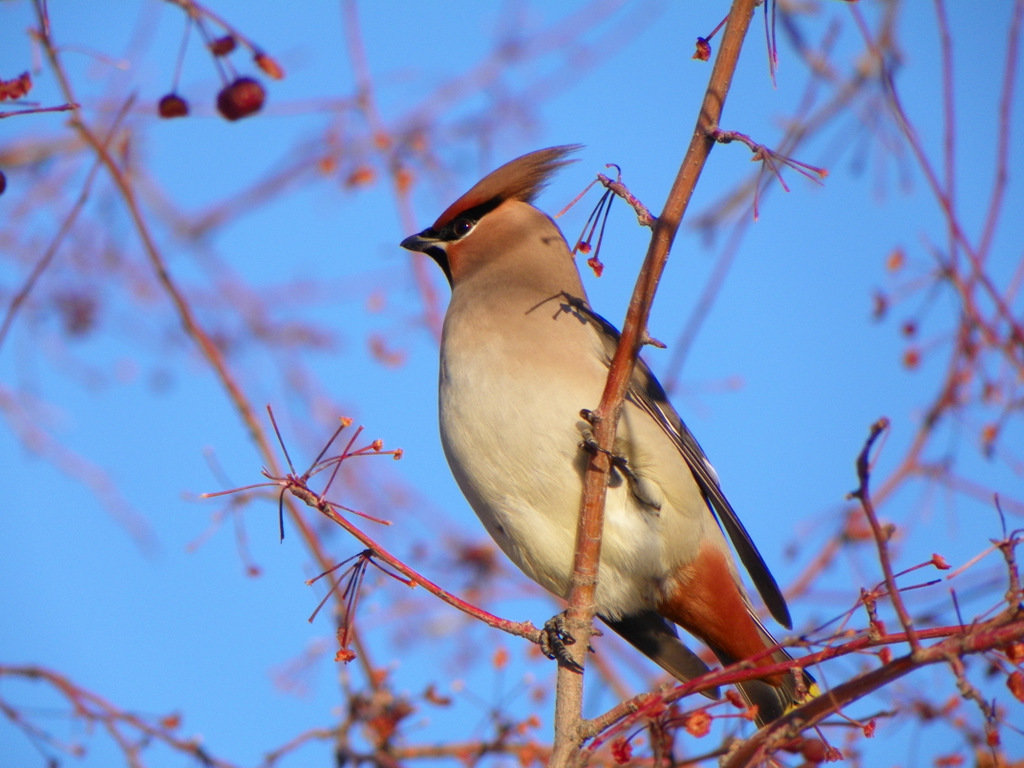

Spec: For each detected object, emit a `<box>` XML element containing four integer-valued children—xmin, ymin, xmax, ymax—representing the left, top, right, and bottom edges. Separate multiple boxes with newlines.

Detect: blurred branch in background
<box><xmin>1</xmin><ymin>0</ymin><xmax>1022</xmax><ymax>767</ymax></box>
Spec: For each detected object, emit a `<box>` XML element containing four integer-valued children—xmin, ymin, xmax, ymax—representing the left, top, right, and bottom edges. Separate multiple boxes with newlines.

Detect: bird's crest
<box><xmin>432</xmin><ymin>145</ymin><xmax>582</xmax><ymax>229</ymax></box>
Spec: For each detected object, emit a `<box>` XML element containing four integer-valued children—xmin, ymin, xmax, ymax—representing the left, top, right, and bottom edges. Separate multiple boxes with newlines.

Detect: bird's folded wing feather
<box><xmin>577</xmin><ymin>301</ymin><xmax>792</xmax><ymax>629</ymax></box>
<box><xmin>601</xmin><ymin>610</ymin><xmax>719</xmax><ymax>697</ymax></box>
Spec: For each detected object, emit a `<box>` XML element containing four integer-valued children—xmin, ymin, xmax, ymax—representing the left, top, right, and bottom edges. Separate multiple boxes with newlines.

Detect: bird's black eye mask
<box><xmin>405</xmin><ymin>197</ymin><xmax>504</xmax><ymax>287</ymax></box>
<box><xmin>435</xmin><ymin>197</ymin><xmax>503</xmax><ymax>242</ymax></box>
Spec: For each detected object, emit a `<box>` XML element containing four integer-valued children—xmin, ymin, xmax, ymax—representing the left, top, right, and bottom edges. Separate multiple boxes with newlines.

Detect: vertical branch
<box><xmin>933</xmin><ymin>0</ymin><xmax>958</xmax><ymax>271</ymax></box>
<box><xmin>340</xmin><ymin>0</ymin><xmax>444</xmax><ymax>338</ymax></box>
<box><xmin>977</xmin><ymin>0</ymin><xmax>1023</xmax><ymax>259</ymax></box>
<box><xmin>848</xmin><ymin>418</ymin><xmax>921</xmax><ymax>652</ymax></box>
<box><xmin>549</xmin><ymin>0</ymin><xmax>759</xmax><ymax>763</ymax></box>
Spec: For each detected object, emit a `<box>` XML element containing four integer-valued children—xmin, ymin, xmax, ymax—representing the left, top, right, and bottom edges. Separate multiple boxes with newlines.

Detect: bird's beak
<box><xmin>400</xmin><ymin>230</ymin><xmax>438</xmax><ymax>253</ymax></box>
<box><xmin>400</xmin><ymin>228</ymin><xmax>453</xmax><ymax>286</ymax></box>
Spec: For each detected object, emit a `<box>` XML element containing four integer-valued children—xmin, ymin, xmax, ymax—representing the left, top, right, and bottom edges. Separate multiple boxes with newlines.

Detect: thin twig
<box><xmin>848</xmin><ymin>418</ymin><xmax>921</xmax><ymax>652</ymax></box>
<box><xmin>0</xmin><ymin>98</ymin><xmax>129</xmax><ymax>349</ymax></box>
<box><xmin>29</xmin><ymin>0</ymin><xmax>350</xmax><ymax>667</ymax></box>
<box><xmin>721</xmin><ymin>606</ymin><xmax>1024</xmax><ymax>768</ymax></box>
<box><xmin>977</xmin><ymin>0</ymin><xmax>1023</xmax><ymax>259</ymax></box>
<box><xmin>0</xmin><ymin>102</ymin><xmax>78</xmax><ymax>119</ymax></box>
<box><xmin>596</xmin><ymin>169</ymin><xmax>656</xmax><ymax>228</ymax></box>
<box><xmin>283</xmin><ymin>478</ymin><xmax>542</xmax><ymax>644</ymax></box>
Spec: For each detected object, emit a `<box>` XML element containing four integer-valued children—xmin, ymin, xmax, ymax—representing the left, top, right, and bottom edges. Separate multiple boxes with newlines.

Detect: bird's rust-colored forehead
<box><xmin>432</xmin><ymin>144</ymin><xmax>581</xmax><ymax>229</ymax></box>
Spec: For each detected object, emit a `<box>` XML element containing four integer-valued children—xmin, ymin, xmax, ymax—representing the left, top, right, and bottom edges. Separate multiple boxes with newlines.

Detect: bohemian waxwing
<box><xmin>401</xmin><ymin>146</ymin><xmax>815</xmax><ymax>725</ymax></box>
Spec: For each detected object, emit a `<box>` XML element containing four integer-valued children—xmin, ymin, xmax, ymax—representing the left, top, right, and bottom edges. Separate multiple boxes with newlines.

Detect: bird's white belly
<box><xmin>438</xmin><ymin>341</ymin><xmax>669</xmax><ymax>619</ymax></box>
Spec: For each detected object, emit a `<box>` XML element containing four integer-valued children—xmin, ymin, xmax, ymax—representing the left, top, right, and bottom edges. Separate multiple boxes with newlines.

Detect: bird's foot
<box><xmin>540</xmin><ymin>613</ymin><xmax>584</xmax><ymax>673</ymax></box>
<box><xmin>577</xmin><ymin>411</ymin><xmax>662</xmax><ymax>511</ymax></box>
<box><xmin>577</xmin><ymin>413</ymin><xmax>637</xmax><ymax>481</ymax></box>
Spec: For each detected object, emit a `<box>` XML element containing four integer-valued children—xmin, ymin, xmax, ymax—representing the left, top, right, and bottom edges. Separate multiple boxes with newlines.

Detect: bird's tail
<box><xmin>604</xmin><ymin>611</ymin><xmax>818</xmax><ymax>727</ymax></box>
<box><xmin>602</xmin><ymin>612</ymin><xmax>720</xmax><ymax>698</ymax></box>
<box><xmin>711</xmin><ymin>624</ymin><xmax>818</xmax><ymax>727</ymax></box>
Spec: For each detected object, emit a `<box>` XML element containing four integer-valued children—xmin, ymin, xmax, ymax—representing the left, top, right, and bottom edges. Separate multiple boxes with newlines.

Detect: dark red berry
<box><xmin>693</xmin><ymin>37</ymin><xmax>711</xmax><ymax>61</ymax></box>
<box><xmin>158</xmin><ymin>93</ymin><xmax>190</xmax><ymax>118</ymax></box>
<box><xmin>0</xmin><ymin>170</ymin><xmax>7</xmax><ymax>196</ymax></box>
<box><xmin>209</xmin><ymin>35</ymin><xmax>236</xmax><ymax>56</ymax></box>
<box><xmin>216</xmin><ymin>77</ymin><xmax>265</xmax><ymax>121</ymax></box>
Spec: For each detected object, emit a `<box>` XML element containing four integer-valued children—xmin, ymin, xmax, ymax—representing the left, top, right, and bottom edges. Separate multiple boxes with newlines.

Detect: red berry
<box><xmin>801</xmin><ymin>738</ymin><xmax>828</xmax><ymax>763</ymax></box>
<box><xmin>693</xmin><ymin>37</ymin><xmax>712</xmax><ymax>61</ymax></box>
<box><xmin>157</xmin><ymin>93</ymin><xmax>189</xmax><ymax>118</ymax></box>
<box><xmin>209</xmin><ymin>35</ymin><xmax>236</xmax><ymax>56</ymax></box>
<box><xmin>216</xmin><ymin>77</ymin><xmax>265</xmax><ymax>121</ymax></box>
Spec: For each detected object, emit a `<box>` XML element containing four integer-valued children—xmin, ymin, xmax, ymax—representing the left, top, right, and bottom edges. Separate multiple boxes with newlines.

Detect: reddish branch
<box><xmin>722</xmin><ymin>606</ymin><xmax>1024</xmax><ymax>768</ymax></box>
<box><xmin>853</xmin><ymin>5</ymin><xmax>1024</xmax><ymax>359</ymax></box>
<box><xmin>29</xmin><ymin>0</ymin><xmax>359</xmax><ymax>702</ymax></box>
<box><xmin>710</xmin><ymin>127</ymin><xmax>826</xmax><ymax>220</ymax></box>
<box><xmin>848</xmin><ymin>418</ymin><xmax>921</xmax><ymax>651</ymax></box>
<box><xmin>0</xmin><ymin>102</ymin><xmax>78</xmax><ymax>119</ymax></box>
<box><xmin>662</xmin><ymin>12</ymin><xmax>887</xmax><ymax>389</ymax></box>
<box><xmin>552</xmin><ymin>0</ymin><xmax>759</xmax><ymax>764</ymax></box>
<box><xmin>282</xmin><ymin>475</ymin><xmax>543</xmax><ymax>645</ymax></box>
<box><xmin>597</xmin><ymin>171</ymin><xmax>656</xmax><ymax>229</ymax></box>
<box><xmin>978</xmin><ymin>0</ymin><xmax>1023</xmax><ymax>258</ymax></box>
<box><xmin>10</xmin><ymin>2</ymin><xmax>1024</xmax><ymax>766</ymax></box>
<box><xmin>339</xmin><ymin>0</ymin><xmax>444</xmax><ymax>338</ymax></box>
<box><xmin>0</xmin><ymin>665</ymin><xmax>238</xmax><ymax>768</ymax></box>
<box><xmin>205</xmin><ymin>413</ymin><xmax>544</xmax><ymax>649</ymax></box>
<box><xmin>0</xmin><ymin>100</ymin><xmax>125</xmax><ymax>348</ymax></box>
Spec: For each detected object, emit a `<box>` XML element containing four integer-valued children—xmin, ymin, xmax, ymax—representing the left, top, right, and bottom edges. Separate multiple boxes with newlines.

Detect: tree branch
<box><xmin>721</xmin><ymin>606</ymin><xmax>1024</xmax><ymax>768</ymax></box>
<box><xmin>550</xmin><ymin>0</ymin><xmax>759</xmax><ymax>763</ymax></box>
<box><xmin>848</xmin><ymin>417</ymin><xmax>921</xmax><ymax>651</ymax></box>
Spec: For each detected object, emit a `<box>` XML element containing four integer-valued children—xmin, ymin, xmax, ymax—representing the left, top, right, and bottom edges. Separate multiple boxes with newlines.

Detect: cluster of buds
<box><xmin>0</xmin><ymin>71</ymin><xmax>32</xmax><ymax>101</ymax></box>
<box><xmin>158</xmin><ymin>31</ymin><xmax>284</xmax><ymax>122</ymax></box>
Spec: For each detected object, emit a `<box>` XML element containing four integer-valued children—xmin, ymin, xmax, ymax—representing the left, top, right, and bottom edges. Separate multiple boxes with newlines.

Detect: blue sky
<box><xmin>2</xmin><ymin>1</ymin><xmax>1022</xmax><ymax>765</ymax></box>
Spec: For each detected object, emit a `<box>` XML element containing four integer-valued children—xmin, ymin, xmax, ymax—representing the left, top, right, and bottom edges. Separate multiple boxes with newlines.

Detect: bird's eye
<box><xmin>452</xmin><ymin>217</ymin><xmax>474</xmax><ymax>238</ymax></box>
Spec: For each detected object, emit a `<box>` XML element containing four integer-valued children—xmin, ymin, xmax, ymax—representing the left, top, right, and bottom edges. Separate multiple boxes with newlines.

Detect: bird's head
<box><xmin>400</xmin><ymin>145</ymin><xmax>582</xmax><ymax>287</ymax></box>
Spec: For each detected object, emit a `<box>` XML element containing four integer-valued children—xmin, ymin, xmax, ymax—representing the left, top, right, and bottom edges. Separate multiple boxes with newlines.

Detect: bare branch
<box><xmin>552</xmin><ymin>0</ymin><xmax>760</xmax><ymax>763</ymax></box>
<box><xmin>848</xmin><ymin>417</ymin><xmax>922</xmax><ymax>651</ymax></box>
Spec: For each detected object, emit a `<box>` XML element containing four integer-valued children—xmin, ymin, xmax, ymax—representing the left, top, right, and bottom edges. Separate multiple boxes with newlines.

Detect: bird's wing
<box><xmin>575</xmin><ymin>300</ymin><xmax>792</xmax><ymax>629</ymax></box>
<box><xmin>601</xmin><ymin>610</ymin><xmax>718</xmax><ymax>697</ymax></box>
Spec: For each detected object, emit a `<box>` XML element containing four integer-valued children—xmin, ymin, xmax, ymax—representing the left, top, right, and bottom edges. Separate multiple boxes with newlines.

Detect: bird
<box><xmin>400</xmin><ymin>145</ymin><xmax>815</xmax><ymax>725</ymax></box>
